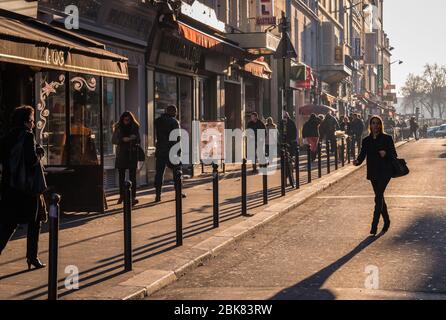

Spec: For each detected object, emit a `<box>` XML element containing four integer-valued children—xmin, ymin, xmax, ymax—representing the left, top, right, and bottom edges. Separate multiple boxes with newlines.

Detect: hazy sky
<box><xmin>384</xmin><ymin>1</ymin><xmax>446</xmax><ymax>95</ymax></box>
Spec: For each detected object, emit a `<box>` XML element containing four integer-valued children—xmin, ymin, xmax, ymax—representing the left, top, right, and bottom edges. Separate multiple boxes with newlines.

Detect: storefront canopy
<box><xmin>243</xmin><ymin>57</ymin><xmax>272</xmax><ymax>79</ymax></box>
<box><xmin>178</xmin><ymin>21</ymin><xmax>245</xmax><ymax>59</ymax></box>
<box><xmin>0</xmin><ymin>9</ymin><xmax>129</xmax><ymax>79</ymax></box>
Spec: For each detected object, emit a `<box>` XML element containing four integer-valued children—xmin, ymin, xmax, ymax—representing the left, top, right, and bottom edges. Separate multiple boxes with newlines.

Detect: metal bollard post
<box><xmin>347</xmin><ymin>137</ymin><xmax>351</xmax><ymax>164</ymax></box>
<box><xmin>326</xmin><ymin>140</ymin><xmax>331</xmax><ymax>174</ymax></box>
<box><xmin>175</xmin><ymin>167</ymin><xmax>183</xmax><ymax>246</ymax></box>
<box><xmin>280</xmin><ymin>147</ymin><xmax>286</xmax><ymax>197</ymax></box>
<box><xmin>307</xmin><ymin>144</ymin><xmax>312</xmax><ymax>183</ymax></box>
<box><xmin>123</xmin><ymin>181</ymin><xmax>133</xmax><ymax>271</ymax></box>
<box><xmin>352</xmin><ymin>140</ymin><xmax>356</xmax><ymax>160</ymax></box>
<box><xmin>341</xmin><ymin>138</ymin><xmax>345</xmax><ymax>167</ymax></box>
<box><xmin>318</xmin><ymin>140</ymin><xmax>322</xmax><ymax>178</ymax></box>
<box><xmin>241</xmin><ymin>158</ymin><xmax>248</xmax><ymax>216</ymax></box>
<box><xmin>334</xmin><ymin>140</ymin><xmax>339</xmax><ymax>170</ymax></box>
<box><xmin>212</xmin><ymin>163</ymin><xmax>219</xmax><ymax>228</ymax></box>
<box><xmin>295</xmin><ymin>145</ymin><xmax>300</xmax><ymax>189</ymax></box>
<box><xmin>48</xmin><ymin>193</ymin><xmax>61</xmax><ymax>301</ymax></box>
<box><xmin>262</xmin><ymin>162</ymin><xmax>268</xmax><ymax>205</ymax></box>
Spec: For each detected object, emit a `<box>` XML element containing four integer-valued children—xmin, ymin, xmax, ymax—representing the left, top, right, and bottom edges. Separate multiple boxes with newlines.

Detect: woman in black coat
<box><xmin>112</xmin><ymin>111</ymin><xmax>141</xmax><ymax>206</ymax></box>
<box><xmin>354</xmin><ymin>116</ymin><xmax>398</xmax><ymax>236</ymax></box>
<box><xmin>0</xmin><ymin>106</ymin><xmax>47</xmax><ymax>269</ymax></box>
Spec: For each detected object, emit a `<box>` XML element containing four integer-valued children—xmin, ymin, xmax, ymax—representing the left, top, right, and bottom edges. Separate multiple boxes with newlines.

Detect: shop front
<box><xmin>0</xmin><ymin>10</ymin><xmax>128</xmax><ymax>212</ymax></box>
<box><xmin>148</xmin><ymin>18</ymin><xmax>245</xmax><ymax>174</ymax></box>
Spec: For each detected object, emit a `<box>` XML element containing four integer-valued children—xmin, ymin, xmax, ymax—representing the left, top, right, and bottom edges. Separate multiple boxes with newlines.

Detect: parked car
<box><xmin>427</xmin><ymin>126</ymin><xmax>440</xmax><ymax>138</ymax></box>
<box><xmin>435</xmin><ymin>124</ymin><xmax>446</xmax><ymax>138</ymax></box>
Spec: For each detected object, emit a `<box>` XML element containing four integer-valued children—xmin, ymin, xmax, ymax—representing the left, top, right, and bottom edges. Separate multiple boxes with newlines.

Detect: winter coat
<box><xmin>320</xmin><ymin>114</ymin><xmax>340</xmax><ymax>140</ymax></box>
<box><xmin>302</xmin><ymin>118</ymin><xmax>321</xmax><ymax>138</ymax></box>
<box><xmin>112</xmin><ymin>124</ymin><xmax>141</xmax><ymax>169</ymax></box>
<box><xmin>0</xmin><ymin>127</ymin><xmax>43</xmax><ymax>224</ymax></box>
<box><xmin>154</xmin><ymin>113</ymin><xmax>180</xmax><ymax>159</ymax></box>
<box><xmin>356</xmin><ymin>133</ymin><xmax>398</xmax><ymax>181</ymax></box>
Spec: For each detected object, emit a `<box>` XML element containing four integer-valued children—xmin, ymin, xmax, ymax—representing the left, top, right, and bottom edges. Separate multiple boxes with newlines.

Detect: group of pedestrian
<box><xmin>0</xmin><ymin>102</ymin><xmax>403</xmax><ymax>271</ymax></box>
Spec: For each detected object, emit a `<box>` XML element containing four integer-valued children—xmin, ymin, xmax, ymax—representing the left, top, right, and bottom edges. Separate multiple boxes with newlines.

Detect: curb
<box><xmin>95</xmin><ymin>140</ymin><xmax>411</xmax><ymax>300</ymax></box>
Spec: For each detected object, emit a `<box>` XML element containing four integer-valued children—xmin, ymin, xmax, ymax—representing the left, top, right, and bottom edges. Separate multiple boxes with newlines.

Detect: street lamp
<box><xmin>391</xmin><ymin>60</ymin><xmax>403</xmax><ymax>65</ymax></box>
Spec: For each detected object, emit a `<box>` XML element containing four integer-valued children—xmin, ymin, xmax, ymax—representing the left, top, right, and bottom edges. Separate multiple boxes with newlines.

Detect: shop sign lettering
<box><xmin>44</xmin><ymin>48</ymin><xmax>66</xmax><ymax>67</ymax></box>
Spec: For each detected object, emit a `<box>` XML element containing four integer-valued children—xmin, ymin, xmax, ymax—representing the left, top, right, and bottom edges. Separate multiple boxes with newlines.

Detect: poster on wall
<box><xmin>200</xmin><ymin>121</ymin><xmax>225</xmax><ymax>162</ymax></box>
<box><xmin>256</xmin><ymin>0</ymin><xmax>276</xmax><ymax>25</ymax></box>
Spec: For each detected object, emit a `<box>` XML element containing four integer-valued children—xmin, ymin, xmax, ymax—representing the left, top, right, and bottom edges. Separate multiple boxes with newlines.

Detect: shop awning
<box><xmin>0</xmin><ymin>9</ymin><xmax>129</xmax><ymax>79</ymax></box>
<box><xmin>178</xmin><ymin>21</ymin><xmax>245</xmax><ymax>59</ymax></box>
<box><xmin>226</xmin><ymin>32</ymin><xmax>280</xmax><ymax>55</ymax></box>
<box><xmin>243</xmin><ymin>57</ymin><xmax>272</xmax><ymax>79</ymax></box>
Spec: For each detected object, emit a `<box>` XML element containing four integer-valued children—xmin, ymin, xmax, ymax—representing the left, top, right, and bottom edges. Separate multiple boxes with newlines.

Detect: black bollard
<box><xmin>263</xmin><ymin>162</ymin><xmax>268</xmax><ymax>205</ymax></box>
<box><xmin>334</xmin><ymin>140</ymin><xmax>339</xmax><ymax>170</ymax></box>
<box><xmin>352</xmin><ymin>138</ymin><xmax>357</xmax><ymax>160</ymax></box>
<box><xmin>326</xmin><ymin>140</ymin><xmax>331</xmax><ymax>174</ymax></box>
<box><xmin>341</xmin><ymin>138</ymin><xmax>345</xmax><ymax>167</ymax></box>
<box><xmin>123</xmin><ymin>181</ymin><xmax>133</xmax><ymax>271</ymax></box>
<box><xmin>295</xmin><ymin>145</ymin><xmax>300</xmax><ymax>189</ymax></box>
<box><xmin>347</xmin><ymin>137</ymin><xmax>351</xmax><ymax>164</ymax></box>
<box><xmin>175</xmin><ymin>166</ymin><xmax>183</xmax><ymax>246</ymax></box>
<box><xmin>212</xmin><ymin>163</ymin><xmax>219</xmax><ymax>228</ymax></box>
<box><xmin>318</xmin><ymin>140</ymin><xmax>322</xmax><ymax>178</ymax></box>
<box><xmin>280</xmin><ymin>147</ymin><xmax>286</xmax><ymax>197</ymax></box>
<box><xmin>241</xmin><ymin>158</ymin><xmax>248</xmax><ymax>216</ymax></box>
<box><xmin>48</xmin><ymin>193</ymin><xmax>61</xmax><ymax>301</ymax></box>
<box><xmin>307</xmin><ymin>144</ymin><xmax>312</xmax><ymax>183</ymax></box>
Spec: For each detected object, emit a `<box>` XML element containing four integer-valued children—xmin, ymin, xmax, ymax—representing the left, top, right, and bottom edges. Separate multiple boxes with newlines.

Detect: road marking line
<box><xmin>316</xmin><ymin>195</ymin><xmax>446</xmax><ymax>200</ymax></box>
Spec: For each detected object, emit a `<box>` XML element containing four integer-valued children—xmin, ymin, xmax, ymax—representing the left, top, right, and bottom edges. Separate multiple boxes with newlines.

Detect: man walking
<box><xmin>247</xmin><ymin>112</ymin><xmax>266</xmax><ymax>173</ymax></box>
<box><xmin>351</xmin><ymin>113</ymin><xmax>365</xmax><ymax>154</ymax></box>
<box><xmin>320</xmin><ymin>111</ymin><xmax>340</xmax><ymax>154</ymax></box>
<box><xmin>409</xmin><ymin>116</ymin><xmax>419</xmax><ymax>140</ymax></box>
<box><xmin>154</xmin><ymin>105</ymin><xmax>185</xmax><ymax>203</ymax></box>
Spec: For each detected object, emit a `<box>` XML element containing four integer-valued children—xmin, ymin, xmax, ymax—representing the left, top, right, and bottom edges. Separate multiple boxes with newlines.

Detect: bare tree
<box><xmin>401</xmin><ymin>73</ymin><xmax>424</xmax><ymax>115</ymax></box>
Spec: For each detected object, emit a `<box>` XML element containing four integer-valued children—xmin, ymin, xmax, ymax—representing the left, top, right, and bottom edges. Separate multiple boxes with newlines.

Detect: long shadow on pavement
<box><xmin>269</xmin><ymin>235</ymin><xmax>380</xmax><ymax>300</ymax></box>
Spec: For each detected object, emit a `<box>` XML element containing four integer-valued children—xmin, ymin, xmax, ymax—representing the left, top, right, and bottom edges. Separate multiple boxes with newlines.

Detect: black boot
<box><xmin>382</xmin><ymin>220</ymin><xmax>391</xmax><ymax>233</ymax></box>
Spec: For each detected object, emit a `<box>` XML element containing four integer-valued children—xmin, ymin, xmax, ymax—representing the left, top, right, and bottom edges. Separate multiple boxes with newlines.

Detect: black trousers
<box><xmin>0</xmin><ymin>220</ymin><xmax>41</xmax><ymax>259</ymax></box>
<box><xmin>370</xmin><ymin>177</ymin><xmax>391</xmax><ymax>228</ymax></box>
<box><xmin>118</xmin><ymin>168</ymin><xmax>137</xmax><ymax>200</ymax></box>
<box><xmin>154</xmin><ymin>156</ymin><xmax>179</xmax><ymax>196</ymax></box>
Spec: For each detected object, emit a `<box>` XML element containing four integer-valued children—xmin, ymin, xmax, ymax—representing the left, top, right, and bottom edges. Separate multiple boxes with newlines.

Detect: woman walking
<box><xmin>302</xmin><ymin>113</ymin><xmax>321</xmax><ymax>161</ymax></box>
<box><xmin>112</xmin><ymin>111</ymin><xmax>141</xmax><ymax>206</ymax></box>
<box><xmin>353</xmin><ymin>116</ymin><xmax>397</xmax><ymax>236</ymax></box>
<box><xmin>0</xmin><ymin>106</ymin><xmax>48</xmax><ymax>269</ymax></box>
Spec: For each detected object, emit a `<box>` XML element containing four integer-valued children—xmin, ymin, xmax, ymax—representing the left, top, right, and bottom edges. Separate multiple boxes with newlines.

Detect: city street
<box><xmin>148</xmin><ymin>138</ymin><xmax>446</xmax><ymax>300</ymax></box>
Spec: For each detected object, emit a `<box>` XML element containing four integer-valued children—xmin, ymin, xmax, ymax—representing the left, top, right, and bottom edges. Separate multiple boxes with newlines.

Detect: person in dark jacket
<box><xmin>409</xmin><ymin>116</ymin><xmax>419</xmax><ymax>140</ymax></box>
<box><xmin>0</xmin><ymin>106</ymin><xmax>47</xmax><ymax>270</ymax></box>
<box><xmin>302</xmin><ymin>113</ymin><xmax>321</xmax><ymax>161</ymax></box>
<box><xmin>247</xmin><ymin>112</ymin><xmax>266</xmax><ymax>173</ymax></box>
<box><xmin>350</xmin><ymin>113</ymin><xmax>365</xmax><ymax>155</ymax></box>
<box><xmin>320</xmin><ymin>112</ymin><xmax>340</xmax><ymax>153</ymax></box>
<box><xmin>280</xmin><ymin>111</ymin><xmax>298</xmax><ymax>156</ymax></box>
<box><xmin>354</xmin><ymin>115</ymin><xmax>398</xmax><ymax>236</ymax></box>
<box><xmin>112</xmin><ymin>111</ymin><xmax>141</xmax><ymax>206</ymax></box>
<box><xmin>154</xmin><ymin>105</ymin><xmax>185</xmax><ymax>203</ymax></box>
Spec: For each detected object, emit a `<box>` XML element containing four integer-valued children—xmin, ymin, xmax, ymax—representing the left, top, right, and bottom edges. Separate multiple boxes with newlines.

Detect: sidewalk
<box><xmin>0</xmin><ymin>140</ymin><xmax>410</xmax><ymax>300</ymax></box>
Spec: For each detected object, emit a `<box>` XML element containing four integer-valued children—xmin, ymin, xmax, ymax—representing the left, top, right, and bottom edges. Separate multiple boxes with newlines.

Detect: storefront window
<box><xmin>37</xmin><ymin>71</ymin><xmax>66</xmax><ymax>166</ymax></box>
<box><xmin>103</xmin><ymin>78</ymin><xmax>118</xmax><ymax>156</ymax></box>
<box><xmin>179</xmin><ymin>76</ymin><xmax>193</xmax><ymax>137</ymax></box>
<box><xmin>155</xmin><ymin>72</ymin><xmax>177</xmax><ymax>120</ymax></box>
<box><xmin>66</xmin><ymin>74</ymin><xmax>101</xmax><ymax>165</ymax></box>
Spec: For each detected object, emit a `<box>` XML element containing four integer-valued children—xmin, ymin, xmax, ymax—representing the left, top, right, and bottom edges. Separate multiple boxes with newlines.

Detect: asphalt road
<box><xmin>148</xmin><ymin>138</ymin><xmax>446</xmax><ymax>300</ymax></box>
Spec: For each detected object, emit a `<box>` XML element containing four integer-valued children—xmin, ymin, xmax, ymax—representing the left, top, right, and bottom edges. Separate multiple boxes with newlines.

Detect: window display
<box><xmin>103</xmin><ymin>78</ymin><xmax>118</xmax><ymax>156</ymax></box>
<box><xmin>37</xmin><ymin>71</ymin><xmax>66</xmax><ymax>166</ymax></box>
<box><xmin>64</xmin><ymin>74</ymin><xmax>101</xmax><ymax>165</ymax></box>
